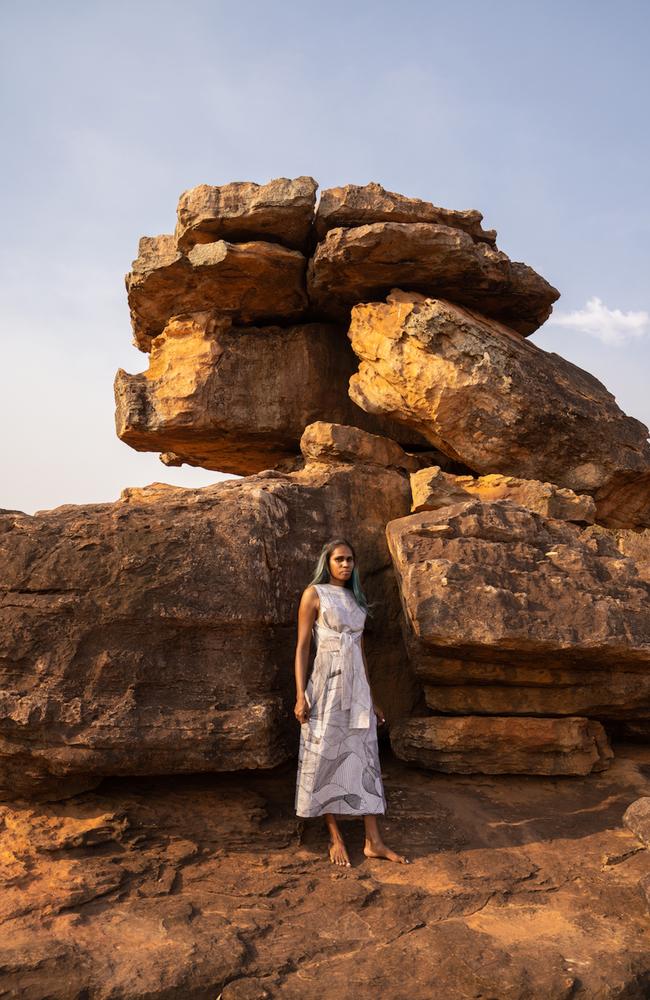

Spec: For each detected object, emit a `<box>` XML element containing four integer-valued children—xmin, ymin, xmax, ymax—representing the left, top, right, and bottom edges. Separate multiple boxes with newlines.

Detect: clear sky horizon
<box><xmin>1</xmin><ymin>0</ymin><xmax>648</xmax><ymax>515</ymax></box>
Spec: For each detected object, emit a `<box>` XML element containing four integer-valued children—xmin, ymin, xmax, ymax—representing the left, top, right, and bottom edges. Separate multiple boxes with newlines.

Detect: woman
<box><xmin>294</xmin><ymin>538</ymin><xmax>408</xmax><ymax>867</ymax></box>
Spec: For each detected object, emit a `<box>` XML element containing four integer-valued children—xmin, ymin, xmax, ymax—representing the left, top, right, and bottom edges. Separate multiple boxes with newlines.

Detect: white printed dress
<box><xmin>295</xmin><ymin>583</ymin><xmax>387</xmax><ymax>818</ymax></box>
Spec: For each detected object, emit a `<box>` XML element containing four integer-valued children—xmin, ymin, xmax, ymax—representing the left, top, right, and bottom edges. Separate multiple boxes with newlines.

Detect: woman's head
<box><xmin>308</xmin><ymin>538</ymin><xmax>372</xmax><ymax>614</ymax></box>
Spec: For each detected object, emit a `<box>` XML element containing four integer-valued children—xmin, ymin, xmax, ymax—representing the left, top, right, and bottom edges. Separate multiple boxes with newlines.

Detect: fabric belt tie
<box><xmin>307</xmin><ymin>622</ymin><xmax>371</xmax><ymax>730</ymax></box>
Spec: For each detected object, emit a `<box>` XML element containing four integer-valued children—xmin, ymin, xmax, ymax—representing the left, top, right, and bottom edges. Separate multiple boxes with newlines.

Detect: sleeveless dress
<box><xmin>294</xmin><ymin>583</ymin><xmax>387</xmax><ymax>818</ymax></box>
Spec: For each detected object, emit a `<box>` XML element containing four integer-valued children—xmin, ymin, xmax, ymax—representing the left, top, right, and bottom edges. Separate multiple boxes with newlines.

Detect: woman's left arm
<box><xmin>360</xmin><ymin>636</ymin><xmax>385</xmax><ymax>725</ymax></box>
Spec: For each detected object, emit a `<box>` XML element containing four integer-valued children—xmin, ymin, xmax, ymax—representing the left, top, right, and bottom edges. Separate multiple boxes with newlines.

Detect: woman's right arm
<box><xmin>294</xmin><ymin>585</ymin><xmax>319</xmax><ymax>724</ymax></box>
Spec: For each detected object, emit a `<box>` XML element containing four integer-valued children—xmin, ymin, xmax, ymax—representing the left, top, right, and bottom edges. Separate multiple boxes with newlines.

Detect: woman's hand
<box><xmin>373</xmin><ymin>702</ymin><xmax>386</xmax><ymax>725</ymax></box>
<box><xmin>294</xmin><ymin>695</ymin><xmax>310</xmax><ymax>725</ymax></box>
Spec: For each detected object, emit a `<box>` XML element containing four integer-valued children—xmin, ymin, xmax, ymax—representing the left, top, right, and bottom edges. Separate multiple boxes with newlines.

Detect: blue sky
<box><xmin>1</xmin><ymin>0</ymin><xmax>648</xmax><ymax>513</ymax></box>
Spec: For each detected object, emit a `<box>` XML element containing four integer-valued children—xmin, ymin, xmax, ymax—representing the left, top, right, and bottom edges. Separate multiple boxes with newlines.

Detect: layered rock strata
<box><xmin>385</xmin><ymin>500</ymin><xmax>650</xmax><ymax>745</ymax></box>
<box><xmin>0</xmin><ymin>423</ymin><xmax>417</xmax><ymax>799</ymax></box>
<box><xmin>411</xmin><ymin>466</ymin><xmax>596</xmax><ymax>523</ymax></box>
<box><xmin>307</xmin><ymin>224</ymin><xmax>559</xmax><ymax>332</ymax></box>
<box><xmin>390</xmin><ymin>715</ymin><xmax>613</xmax><ymax>775</ymax></box>
<box><xmin>115</xmin><ymin>311</ymin><xmax>431</xmax><ymax>476</ymax></box>
<box><xmin>349</xmin><ymin>291</ymin><xmax>650</xmax><ymax>528</ymax></box>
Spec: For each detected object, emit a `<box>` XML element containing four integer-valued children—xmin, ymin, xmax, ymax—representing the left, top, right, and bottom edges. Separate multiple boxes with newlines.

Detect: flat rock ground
<box><xmin>1</xmin><ymin>742</ymin><xmax>649</xmax><ymax>1000</ymax></box>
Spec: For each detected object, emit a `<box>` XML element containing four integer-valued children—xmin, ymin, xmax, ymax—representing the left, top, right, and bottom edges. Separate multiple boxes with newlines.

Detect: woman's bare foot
<box><xmin>329</xmin><ymin>838</ymin><xmax>351</xmax><ymax>867</ymax></box>
<box><xmin>363</xmin><ymin>838</ymin><xmax>409</xmax><ymax>864</ymax></box>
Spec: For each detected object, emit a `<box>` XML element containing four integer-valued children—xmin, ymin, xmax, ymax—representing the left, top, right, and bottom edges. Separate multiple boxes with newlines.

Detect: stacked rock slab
<box><xmin>385</xmin><ymin>499</ymin><xmax>650</xmax><ymax>773</ymax></box>
<box><xmin>348</xmin><ymin>290</ymin><xmax>650</xmax><ymax>529</ymax></box>
<box><xmin>0</xmin><ymin>422</ymin><xmax>419</xmax><ymax>800</ymax></box>
<box><xmin>117</xmin><ymin>178</ymin><xmax>559</xmax><ymax>477</ymax></box>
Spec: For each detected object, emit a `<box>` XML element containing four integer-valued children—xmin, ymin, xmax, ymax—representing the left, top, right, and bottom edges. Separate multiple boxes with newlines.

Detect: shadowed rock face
<box><xmin>308</xmin><ymin>224</ymin><xmax>559</xmax><ymax>332</ymax></box>
<box><xmin>386</xmin><ymin>500</ymin><xmax>650</xmax><ymax>665</ymax></box>
<box><xmin>114</xmin><ymin>312</ymin><xmax>431</xmax><ymax>476</ymax></box>
<box><xmin>349</xmin><ymin>292</ymin><xmax>650</xmax><ymax>528</ymax></box>
<box><xmin>0</xmin><ymin>429</ymin><xmax>419</xmax><ymax>800</ymax></box>
<box><xmin>390</xmin><ymin>715</ymin><xmax>613</xmax><ymax>775</ymax></box>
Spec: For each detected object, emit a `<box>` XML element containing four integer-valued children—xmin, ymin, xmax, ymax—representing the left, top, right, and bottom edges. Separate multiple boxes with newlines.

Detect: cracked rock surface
<box><xmin>0</xmin><ymin>745</ymin><xmax>648</xmax><ymax>999</ymax></box>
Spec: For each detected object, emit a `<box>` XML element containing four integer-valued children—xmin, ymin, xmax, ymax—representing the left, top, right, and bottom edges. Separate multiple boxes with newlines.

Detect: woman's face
<box><xmin>328</xmin><ymin>544</ymin><xmax>355</xmax><ymax>583</ymax></box>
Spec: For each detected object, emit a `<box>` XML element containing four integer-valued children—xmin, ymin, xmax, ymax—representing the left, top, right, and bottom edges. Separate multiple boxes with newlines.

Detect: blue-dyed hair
<box><xmin>307</xmin><ymin>538</ymin><xmax>374</xmax><ymax>616</ymax></box>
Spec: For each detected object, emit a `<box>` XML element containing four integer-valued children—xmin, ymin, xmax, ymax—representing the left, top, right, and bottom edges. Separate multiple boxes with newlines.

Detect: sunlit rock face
<box><xmin>348</xmin><ymin>291</ymin><xmax>650</xmax><ymax>528</ymax></box>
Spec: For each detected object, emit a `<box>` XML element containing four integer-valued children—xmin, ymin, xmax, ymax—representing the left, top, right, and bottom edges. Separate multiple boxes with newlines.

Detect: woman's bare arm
<box><xmin>294</xmin><ymin>585</ymin><xmax>319</xmax><ymax>723</ymax></box>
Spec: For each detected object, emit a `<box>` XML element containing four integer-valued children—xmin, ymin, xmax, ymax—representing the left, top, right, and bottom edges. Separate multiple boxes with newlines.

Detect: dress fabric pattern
<box><xmin>295</xmin><ymin>583</ymin><xmax>387</xmax><ymax>818</ymax></box>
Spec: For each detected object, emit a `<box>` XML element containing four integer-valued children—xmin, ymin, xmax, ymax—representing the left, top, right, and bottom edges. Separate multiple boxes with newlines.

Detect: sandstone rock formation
<box><xmin>313</xmin><ymin>182</ymin><xmax>497</xmax><ymax>243</ymax></box>
<box><xmin>385</xmin><ymin>500</ymin><xmax>650</xmax><ymax>747</ymax></box>
<box><xmin>175</xmin><ymin>175</ymin><xmax>318</xmax><ymax>252</ymax></box>
<box><xmin>307</xmin><ymin>224</ymin><xmax>559</xmax><ymax>332</ymax></box>
<box><xmin>411</xmin><ymin>466</ymin><xmax>596</xmax><ymax>523</ymax></box>
<box><xmin>623</xmin><ymin>795</ymin><xmax>650</xmax><ymax>847</ymax></box>
<box><xmin>115</xmin><ymin>311</ymin><xmax>431</xmax><ymax>476</ymax></box>
<box><xmin>349</xmin><ymin>291</ymin><xmax>650</xmax><ymax>528</ymax></box>
<box><xmin>126</xmin><ymin>235</ymin><xmax>308</xmax><ymax>350</ymax></box>
<box><xmin>0</xmin><ymin>423</ymin><xmax>417</xmax><ymax>799</ymax></box>
<box><xmin>390</xmin><ymin>715</ymin><xmax>613</xmax><ymax>775</ymax></box>
<box><xmin>0</xmin><ymin>749</ymin><xmax>648</xmax><ymax>999</ymax></box>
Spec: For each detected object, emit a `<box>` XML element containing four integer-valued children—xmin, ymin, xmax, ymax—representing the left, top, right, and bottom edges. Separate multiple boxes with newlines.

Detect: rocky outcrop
<box><xmin>386</xmin><ymin>500</ymin><xmax>650</xmax><ymax>668</ymax></box>
<box><xmin>349</xmin><ymin>292</ymin><xmax>650</xmax><ymax>528</ymax></box>
<box><xmin>308</xmin><ymin>225</ymin><xmax>558</xmax><ymax>332</ymax></box>
<box><xmin>0</xmin><ymin>424</ymin><xmax>417</xmax><ymax>799</ymax></box>
<box><xmin>411</xmin><ymin>466</ymin><xmax>596</xmax><ymax>523</ymax></box>
<box><xmin>313</xmin><ymin>181</ymin><xmax>497</xmax><ymax>244</ymax></box>
<box><xmin>114</xmin><ymin>312</ymin><xmax>430</xmax><ymax>477</ymax></box>
<box><xmin>0</xmin><ymin>748</ymin><xmax>649</xmax><ymax>999</ymax></box>
<box><xmin>126</xmin><ymin>235</ymin><xmax>308</xmax><ymax>350</ymax></box>
<box><xmin>390</xmin><ymin>715</ymin><xmax>613</xmax><ymax>775</ymax></box>
<box><xmin>175</xmin><ymin>175</ymin><xmax>318</xmax><ymax>252</ymax></box>
<box><xmin>623</xmin><ymin>796</ymin><xmax>650</xmax><ymax>847</ymax></box>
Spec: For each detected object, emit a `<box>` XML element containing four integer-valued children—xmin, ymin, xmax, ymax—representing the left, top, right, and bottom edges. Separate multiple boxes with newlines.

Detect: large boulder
<box><xmin>411</xmin><ymin>466</ymin><xmax>596</xmax><ymax>524</ymax></box>
<box><xmin>308</xmin><ymin>226</ymin><xmax>559</xmax><ymax>333</ymax></box>
<box><xmin>385</xmin><ymin>500</ymin><xmax>650</xmax><ymax>722</ymax></box>
<box><xmin>314</xmin><ymin>182</ymin><xmax>497</xmax><ymax>244</ymax></box>
<box><xmin>390</xmin><ymin>715</ymin><xmax>613</xmax><ymax>775</ymax></box>
<box><xmin>175</xmin><ymin>175</ymin><xmax>318</xmax><ymax>252</ymax></box>
<box><xmin>0</xmin><ymin>425</ymin><xmax>417</xmax><ymax>800</ymax></box>
<box><xmin>126</xmin><ymin>235</ymin><xmax>308</xmax><ymax>350</ymax></box>
<box><xmin>350</xmin><ymin>292</ymin><xmax>650</xmax><ymax>528</ymax></box>
<box><xmin>114</xmin><ymin>311</ymin><xmax>430</xmax><ymax>477</ymax></box>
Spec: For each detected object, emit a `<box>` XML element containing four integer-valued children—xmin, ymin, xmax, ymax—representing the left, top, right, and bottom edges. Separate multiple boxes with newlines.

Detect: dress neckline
<box><xmin>321</xmin><ymin>583</ymin><xmax>352</xmax><ymax>592</ymax></box>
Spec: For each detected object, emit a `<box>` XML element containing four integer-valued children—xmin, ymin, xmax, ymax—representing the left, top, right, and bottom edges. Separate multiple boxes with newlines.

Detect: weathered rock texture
<box><xmin>385</xmin><ymin>500</ymin><xmax>650</xmax><ymax>731</ymax></box>
<box><xmin>390</xmin><ymin>715</ymin><xmax>613</xmax><ymax>775</ymax></box>
<box><xmin>623</xmin><ymin>795</ymin><xmax>650</xmax><ymax>847</ymax></box>
<box><xmin>0</xmin><ymin>426</ymin><xmax>417</xmax><ymax>799</ymax></box>
<box><xmin>349</xmin><ymin>292</ymin><xmax>650</xmax><ymax>528</ymax></box>
<box><xmin>314</xmin><ymin>181</ymin><xmax>497</xmax><ymax>244</ymax></box>
<box><xmin>115</xmin><ymin>311</ymin><xmax>430</xmax><ymax>476</ymax></box>
<box><xmin>411</xmin><ymin>466</ymin><xmax>596</xmax><ymax>523</ymax></box>
<box><xmin>308</xmin><ymin>225</ymin><xmax>559</xmax><ymax>332</ymax></box>
<box><xmin>0</xmin><ymin>748</ymin><xmax>649</xmax><ymax>999</ymax></box>
<box><xmin>175</xmin><ymin>175</ymin><xmax>318</xmax><ymax>252</ymax></box>
<box><xmin>126</xmin><ymin>235</ymin><xmax>308</xmax><ymax>350</ymax></box>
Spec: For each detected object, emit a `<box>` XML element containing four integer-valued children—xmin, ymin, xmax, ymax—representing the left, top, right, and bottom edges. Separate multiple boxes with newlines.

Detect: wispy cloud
<box><xmin>548</xmin><ymin>297</ymin><xmax>649</xmax><ymax>346</ymax></box>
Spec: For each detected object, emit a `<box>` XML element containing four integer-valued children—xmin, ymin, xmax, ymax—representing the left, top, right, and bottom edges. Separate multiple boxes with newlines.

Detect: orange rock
<box><xmin>314</xmin><ymin>181</ymin><xmax>497</xmax><ymax>244</ymax></box>
<box><xmin>114</xmin><ymin>312</ymin><xmax>429</xmax><ymax>476</ymax></box>
<box><xmin>350</xmin><ymin>293</ymin><xmax>650</xmax><ymax>528</ymax></box>
<box><xmin>411</xmin><ymin>466</ymin><xmax>596</xmax><ymax>523</ymax></box>
<box><xmin>126</xmin><ymin>235</ymin><xmax>308</xmax><ymax>350</ymax></box>
<box><xmin>175</xmin><ymin>175</ymin><xmax>318</xmax><ymax>252</ymax></box>
<box><xmin>308</xmin><ymin>225</ymin><xmax>559</xmax><ymax>333</ymax></box>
